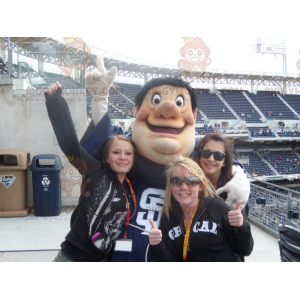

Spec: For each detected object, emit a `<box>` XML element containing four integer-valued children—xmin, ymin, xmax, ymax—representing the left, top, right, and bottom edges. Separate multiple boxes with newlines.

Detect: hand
<box><xmin>45</xmin><ymin>81</ymin><xmax>61</xmax><ymax>96</ymax></box>
<box><xmin>148</xmin><ymin>218</ymin><xmax>162</xmax><ymax>246</ymax></box>
<box><xmin>85</xmin><ymin>56</ymin><xmax>117</xmax><ymax>97</ymax></box>
<box><xmin>228</xmin><ymin>200</ymin><xmax>243</xmax><ymax>227</ymax></box>
<box><xmin>216</xmin><ymin>164</ymin><xmax>250</xmax><ymax>210</ymax></box>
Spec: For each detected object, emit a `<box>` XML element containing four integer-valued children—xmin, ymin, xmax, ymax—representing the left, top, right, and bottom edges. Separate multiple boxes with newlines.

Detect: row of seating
<box><xmin>240</xmin><ymin>151</ymin><xmax>275</xmax><ymax>176</ymax></box>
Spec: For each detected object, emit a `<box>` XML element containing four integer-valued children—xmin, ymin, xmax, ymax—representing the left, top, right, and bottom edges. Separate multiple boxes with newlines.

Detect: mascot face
<box><xmin>132</xmin><ymin>85</ymin><xmax>197</xmax><ymax>165</ymax></box>
<box><xmin>184</xmin><ymin>47</ymin><xmax>206</xmax><ymax>64</ymax></box>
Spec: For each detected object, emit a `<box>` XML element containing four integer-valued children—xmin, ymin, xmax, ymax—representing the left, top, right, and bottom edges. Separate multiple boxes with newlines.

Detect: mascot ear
<box><xmin>206</xmin><ymin>47</ymin><xmax>210</xmax><ymax>57</ymax></box>
<box><xmin>134</xmin><ymin>105</ymin><xmax>139</xmax><ymax>117</ymax></box>
<box><xmin>180</xmin><ymin>47</ymin><xmax>185</xmax><ymax>57</ymax></box>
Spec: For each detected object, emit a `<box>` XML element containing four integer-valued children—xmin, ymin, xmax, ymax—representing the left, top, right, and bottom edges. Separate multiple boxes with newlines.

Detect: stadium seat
<box><xmin>278</xmin><ymin>224</ymin><xmax>300</xmax><ymax>262</ymax></box>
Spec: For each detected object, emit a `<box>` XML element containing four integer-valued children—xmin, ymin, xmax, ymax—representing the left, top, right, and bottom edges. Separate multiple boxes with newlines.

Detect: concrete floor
<box><xmin>0</xmin><ymin>208</ymin><xmax>281</xmax><ymax>262</ymax></box>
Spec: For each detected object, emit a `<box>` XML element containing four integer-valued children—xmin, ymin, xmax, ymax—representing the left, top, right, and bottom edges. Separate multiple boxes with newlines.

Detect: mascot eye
<box><xmin>77</xmin><ymin>48</ymin><xmax>84</xmax><ymax>56</ymax></box>
<box><xmin>69</xmin><ymin>169</ymin><xmax>73</xmax><ymax>174</ymax></box>
<box><xmin>188</xmin><ymin>50</ymin><xmax>193</xmax><ymax>56</ymax></box>
<box><xmin>67</xmin><ymin>49</ymin><xmax>74</xmax><ymax>56</ymax></box>
<box><xmin>175</xmin><ymin>96</ymin><xmax>184</xmax><ymax>107</ymax></box>
<box><xmin>152</xmin><ymin>93</ymin><xmax>161</xmax><ymax>105</ymax></box>
<box><xmin>77</xmin><ymin>167</ymin><xmax>84</xmax><ymax>175</ymax></box>
<box><xmin>198</xmin><ymin>50</ymin><xmax>202</xmax><ymax>56</ymax></box>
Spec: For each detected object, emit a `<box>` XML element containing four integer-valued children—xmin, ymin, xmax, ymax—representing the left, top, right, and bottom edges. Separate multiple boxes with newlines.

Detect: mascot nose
<box><xmin>155</xmin><ymin>100</ymin><xmax>180</xmax><ymax>119</ymax></box>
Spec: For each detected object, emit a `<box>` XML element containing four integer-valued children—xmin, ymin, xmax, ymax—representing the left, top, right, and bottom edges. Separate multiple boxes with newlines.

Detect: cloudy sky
<box><xmin>83</xmin><ymin>36</ymin><xmax>300</xmax><ymax>76</ymax></box>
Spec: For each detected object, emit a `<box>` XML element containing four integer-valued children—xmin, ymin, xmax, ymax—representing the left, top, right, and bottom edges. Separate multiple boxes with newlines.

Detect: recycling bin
<box><xmin>30</xmin><ymin>154</ymin><xmax>62</xmax><ymax>216</ymax></box>
<box><xmin>0</xmin><ymin>149</ymin><xmax>31</xmax><ymax>217</ymax></box>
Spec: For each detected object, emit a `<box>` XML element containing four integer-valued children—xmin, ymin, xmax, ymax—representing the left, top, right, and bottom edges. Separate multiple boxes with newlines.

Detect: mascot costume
<box><xmin>80</xmin><ymin>56</ymin><xmax>250</xmax><ymax>262</ymax></box>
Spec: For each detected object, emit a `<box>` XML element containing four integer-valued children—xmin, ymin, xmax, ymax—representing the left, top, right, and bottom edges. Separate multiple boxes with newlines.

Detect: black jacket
<box><xmin>150</xmin><ymin>196</ymin><xmax>254</xmax><ymax>262</ymax></box>
<box><xmin>45</xmin><ymin>90</ymin><xmax>133</xmax><ymax>262</ymax></box>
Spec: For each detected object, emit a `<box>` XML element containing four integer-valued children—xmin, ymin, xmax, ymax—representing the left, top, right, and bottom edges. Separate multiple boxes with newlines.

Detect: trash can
<box><xmin>0</xmin><ymin>149</ymin><xmax>31</xmax><ymax>217</ymax></box>
<box><xmin>30</xmin><ymin>154</ymin><xmax>62</xmax><ymax>216</ymax></box>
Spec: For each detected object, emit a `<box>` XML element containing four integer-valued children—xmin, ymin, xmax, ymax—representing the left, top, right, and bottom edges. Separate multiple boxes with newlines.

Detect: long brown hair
<box><xmin>102</xmin><ymin>135</ymin><xmax>136</xmax><ymax>170</ymax></box>
<box><xmin>196</xmin><ymin>133</ymin><xmax>233</xmax><ymax>188</ymax></box>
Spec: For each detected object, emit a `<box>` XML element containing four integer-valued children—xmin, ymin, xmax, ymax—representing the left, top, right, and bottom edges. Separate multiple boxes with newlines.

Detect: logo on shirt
<box><xmin>136</xmin><ymin>188</ymin><xmax>165</xmax><ymax>235</ymax></box>
<box><xmin>168</xmin><ymin>220</ymin><xmax>218</xmax><ymax>240</ymax></box>
<box><xmin>193</xmin><ymin>221</ymin><xmax>218</xmax><ymax>235</ymax></box>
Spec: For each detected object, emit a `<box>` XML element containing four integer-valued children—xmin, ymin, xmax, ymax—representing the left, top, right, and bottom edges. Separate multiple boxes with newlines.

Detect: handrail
<box><xmin>248</xmin><ymin>175</ymin><xmax>300</xmax><ymax>196</ymax></box>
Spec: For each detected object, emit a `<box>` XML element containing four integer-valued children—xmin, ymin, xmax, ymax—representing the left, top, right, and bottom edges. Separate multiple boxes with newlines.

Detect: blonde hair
<box><xmin>163</xmin><ymin>155</ymin><xmax>216</xmax><ymax>219</ymax></box>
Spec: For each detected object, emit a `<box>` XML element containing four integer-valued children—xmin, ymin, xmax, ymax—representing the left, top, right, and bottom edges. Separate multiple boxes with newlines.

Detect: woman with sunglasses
<box><xmin>148</xmin><ymin>156</ymin><xmax>253</xmax><ymax>262</ymax></box>
<box><xmin>195</xmin><ymin>133</ymin><xmax>249</xmax><ymax>215</ymax></box>
<box><xmin>195</xmin><ymin>133</ymin><xmax>251</xmax><ymax>261</ymax></box>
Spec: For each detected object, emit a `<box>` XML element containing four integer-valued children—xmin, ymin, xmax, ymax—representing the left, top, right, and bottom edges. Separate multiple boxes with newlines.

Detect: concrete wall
<box><xmin>0</xmin><ymin>78</ymin><xmax>88</xmax><ymax>206</ymax></box>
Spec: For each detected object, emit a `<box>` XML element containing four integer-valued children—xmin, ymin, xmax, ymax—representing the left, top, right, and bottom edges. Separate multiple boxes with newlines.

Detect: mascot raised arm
<box><xmin>80</xmin><ymin>56</ymin><xmax>250</xmax><ymax>262</ymax></box>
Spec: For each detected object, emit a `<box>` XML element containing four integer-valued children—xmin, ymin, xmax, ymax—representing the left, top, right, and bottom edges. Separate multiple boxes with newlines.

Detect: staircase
<box><xmin>261</xmin><ymin>157</ymin><xmax>279</xmax><ymax>175</ymax></box>
<box><xmin>216</xmin><ymin>92</ymin><xmax>240</xmax><ymax>120</ymax></box>
<box><xmin>242</xmin><ymin>92</ymin><xmax>266</xmax><ymax>121</ymax></box>
<box><xmin>112</xmin><ymin>84</ymin><xmax>135</xmax><ymax>105</ymax></box>
<box><xmin>277</xmin><ymin>94</ymin><xmax>299</xmax><ymax>118</ymax></box>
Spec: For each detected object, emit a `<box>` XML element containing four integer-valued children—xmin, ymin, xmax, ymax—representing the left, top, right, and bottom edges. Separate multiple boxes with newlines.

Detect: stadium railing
<box><xmin>248</xmin><ymin>177</ymin><xmax>300</xmax><ymax>238</ymax></box>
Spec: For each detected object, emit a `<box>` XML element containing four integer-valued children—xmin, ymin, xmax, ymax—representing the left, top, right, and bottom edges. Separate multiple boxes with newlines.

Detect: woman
<box><xmin>45</xmin><ymin>82</ymin><xmax>136</xmax><ymax>262</ymax></box>
<box><xmin>195</xmin><ymin>133</ymin><xmax>249</xmax><ymax>218</ymax></box>
<box><xmin>148</xmin><ymin>156</ymin><xmax>253</xmax><ymax>262</ymax></box>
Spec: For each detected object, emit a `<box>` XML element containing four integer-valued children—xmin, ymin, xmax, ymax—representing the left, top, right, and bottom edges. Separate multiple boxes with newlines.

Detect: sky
<box><xmin>82</xmin><ymin>36</ymin><xmax>300</xmax><ymax>75</ymax></box>
<box><xmin>4</xmin><ymin>1</ymin><xmax>300</xmax><ymax>91</ymax></box>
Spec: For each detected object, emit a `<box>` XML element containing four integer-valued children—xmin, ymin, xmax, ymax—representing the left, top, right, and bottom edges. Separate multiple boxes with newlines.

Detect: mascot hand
<box><xmin>85</xmin><ymin>56</ymin><xmax>117</xmax><ymax>97</ymax></box>
<box><xmin>86</xmin><ymin>56</ymin><xmax>117</xmax><ymax>125</ymax></box>
<box><xmin>216</xmin><ymin>165</ymin><xmax>250</xmax><ymax>210</ymax></box>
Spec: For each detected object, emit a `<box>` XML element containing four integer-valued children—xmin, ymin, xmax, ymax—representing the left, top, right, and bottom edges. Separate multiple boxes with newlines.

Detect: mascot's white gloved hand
<box><xmin>85</xmin><ymin>56</ymin><xmax>117</xmax><ymax>125</ymax></box>
<box><xmin>216</xmin><ymin>165</ymin><xmax>250</xmax><ymax>210</ymax></box>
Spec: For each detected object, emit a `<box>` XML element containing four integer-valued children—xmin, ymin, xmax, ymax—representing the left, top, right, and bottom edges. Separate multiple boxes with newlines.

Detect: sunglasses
<box><xmin>171</xmin><ymin>176</ymin><xmax>201</xmax><ymax>188</ymax></box>
<box><xmin>199</xmin><ymin>149</ymin><xmax>226</xmax><ymax>161</ymax></box>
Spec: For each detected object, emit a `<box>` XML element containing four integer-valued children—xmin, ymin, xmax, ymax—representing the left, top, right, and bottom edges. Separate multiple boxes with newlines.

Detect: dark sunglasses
<box><xmin>199</xmin><ymin>149</ymin><xmax>226</xmax><ymax>161</ymax></box>
<box><xmin>171</xmin><ymin>176</ymin><xmax>201</xmax><ymax>188</ymax></box>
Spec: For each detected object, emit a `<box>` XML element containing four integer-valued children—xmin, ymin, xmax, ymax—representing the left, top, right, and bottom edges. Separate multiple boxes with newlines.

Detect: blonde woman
<box><xmin>148</xmin><ymin>156</ymin><xmax>253</xmax><ymax>262</ymax></box>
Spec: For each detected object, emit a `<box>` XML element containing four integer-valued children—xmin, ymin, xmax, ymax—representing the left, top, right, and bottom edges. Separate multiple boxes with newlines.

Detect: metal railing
<box><xmin>248</xmin><ymin>177</ymin><xmax>300</xmax><ymax>237</ymax></box>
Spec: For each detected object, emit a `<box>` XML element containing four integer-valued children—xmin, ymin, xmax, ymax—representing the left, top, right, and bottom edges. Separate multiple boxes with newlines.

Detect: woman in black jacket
<box><xmin>195</xmin><ymin>133</ymin><xmax>250</xmax><ymax>216</ymax></box>
<box><xmin>148</xmin><ymin>156</ymin><xmax>253</xmax><ymax>262</ymax></box>
<box><xmin>45</xmin><ymin>82</ymin><xmax>137</xmax><ymax>262</ymax></box>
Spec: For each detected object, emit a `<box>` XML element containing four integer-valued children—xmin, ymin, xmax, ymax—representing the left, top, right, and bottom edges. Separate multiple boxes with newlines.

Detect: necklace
<box><xmin>182</xmin><ymin>199</ymin><xmax>200</xmax><ymax>261</ymax></box>
<box><xmin>120</xmin><ymin>177</ymin><xmax>137</xmax><ymax>240</ymax></box>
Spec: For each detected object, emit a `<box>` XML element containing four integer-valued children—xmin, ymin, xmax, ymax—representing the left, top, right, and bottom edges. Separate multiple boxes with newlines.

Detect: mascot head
<box><xmin>132</xmin><ymin>77</ymin><xmax>197</xmax><ymax>165</ymax></box>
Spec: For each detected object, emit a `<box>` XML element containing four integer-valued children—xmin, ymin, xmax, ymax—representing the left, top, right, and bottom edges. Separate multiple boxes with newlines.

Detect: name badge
<box><xmin>114</xmin><ymin>239</ymin><xmax>133</xmax><ymax>252</ymax></box>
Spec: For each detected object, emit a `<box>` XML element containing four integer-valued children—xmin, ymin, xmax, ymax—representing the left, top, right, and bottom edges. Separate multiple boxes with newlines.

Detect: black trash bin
<box><xmin>30</xmin><ymin>154</ymin><xmax>62</xmax><ymax>216</ymax></box>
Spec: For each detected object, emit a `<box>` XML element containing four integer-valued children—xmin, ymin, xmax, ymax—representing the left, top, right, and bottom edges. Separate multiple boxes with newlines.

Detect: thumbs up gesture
<box><xmin>228</xmin><ymin>200</ymin><xmax>244</xmax><ymax>227</ymax></box>
<box><xmin>148</xmin><ymin>218</ymin><xmax>162</xmax><ymax>246</ymax></box>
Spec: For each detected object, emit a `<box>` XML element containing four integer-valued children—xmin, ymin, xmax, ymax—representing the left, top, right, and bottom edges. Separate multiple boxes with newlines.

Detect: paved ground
<box><xmin>245</xmin><ymin>222</ymin><xmax>280</xmax><ymax>262</ymax></box>
<box><xmin>0</xmin><ymin>208</ymin><xmax>280</xmax><ymax>262</ymax></box>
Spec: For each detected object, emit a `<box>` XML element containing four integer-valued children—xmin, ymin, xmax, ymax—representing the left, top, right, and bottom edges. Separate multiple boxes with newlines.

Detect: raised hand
<box><xmin>45</xmin><ymin>81</ymin><xmax>61</xmax><ymax>96</ymax></box>
<box><xmin>85</xmin><ymin>56</ymin><xmax>117</xmax><ymax>97</ymax></box>
<box><xmin>228</xmin><ymin>200</ymin><xmax>244</xmax><ymax>227</ymax></box>
<box><xmin>148</xmin><ymin>218</ymin><xmax>162</xmax><ymax>246</ymax></box>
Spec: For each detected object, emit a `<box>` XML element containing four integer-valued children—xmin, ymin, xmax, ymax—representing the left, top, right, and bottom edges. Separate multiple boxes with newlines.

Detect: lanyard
<box><xmin>121</xmin><ymin>177</ymin><xmax>137</xmax><ymax>240</ymax></box>
<box><xmin>182</xmin><ymin>199</ymin><xmax>200</xmax><ymax>261</ymax></box>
